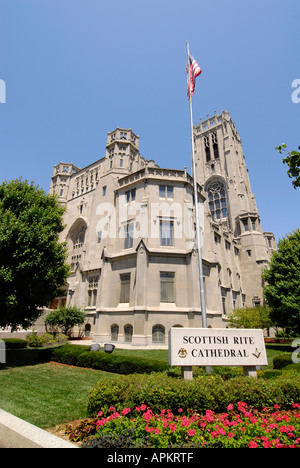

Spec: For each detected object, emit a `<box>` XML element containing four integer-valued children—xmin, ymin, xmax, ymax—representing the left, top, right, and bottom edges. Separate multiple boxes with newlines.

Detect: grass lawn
<box><xmin>0</xmin><ymin>342</ymin><xmax>295</xmax><ymax>430</ymax></box>
<box><xmin>0</xmin><ymin>356</ymin><xmax>116</xmax><ymax>428</ymax></box>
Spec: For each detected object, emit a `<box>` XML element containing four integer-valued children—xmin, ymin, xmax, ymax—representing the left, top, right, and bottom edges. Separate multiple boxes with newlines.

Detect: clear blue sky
<box><xmin>0</xmin><ymin>0</ymin><xmax>299</xmax><ymax>243</ymax></box>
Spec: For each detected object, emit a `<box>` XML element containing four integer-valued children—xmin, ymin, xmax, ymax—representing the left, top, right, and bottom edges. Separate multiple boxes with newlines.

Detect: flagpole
<box><xmin>187</xmin><ymin>41</ymin><xmax>208</xmax><ymax>330</ymax></box>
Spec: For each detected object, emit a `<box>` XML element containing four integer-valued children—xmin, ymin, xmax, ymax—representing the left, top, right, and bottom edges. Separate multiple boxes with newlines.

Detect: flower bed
<box><xmin>65</xmin><ymin>402</ymin><xmax>300</xmax><ymax>448</ymax></box>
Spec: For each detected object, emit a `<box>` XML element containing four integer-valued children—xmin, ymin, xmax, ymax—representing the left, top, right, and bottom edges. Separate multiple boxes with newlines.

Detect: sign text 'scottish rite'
<box><xmin>169</xmin><ymin>328</ymin><xmax>268</xmax><ymax>367</ymax></box>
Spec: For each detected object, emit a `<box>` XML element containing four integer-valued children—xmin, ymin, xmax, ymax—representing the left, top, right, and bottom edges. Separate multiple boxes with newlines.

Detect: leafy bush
<box><xmin>81</xmin><ymin>428</ymin><xmax>146</xmax><ymax>448</ymax></box>
<box><xmin>2</xmin><ymin>338</ymin><xmax>27</xmax><ymax>349</ymax></box>
<box><xmin>26</xmin><ymin>333</ymin><xmax>68</xmax><ymax>348</ymax></box>
<box><xmin>87</xmin><ymin>372</ymin><xmax>300</xmax><ymax>417</ymax></box>
<box><xmin>27</xmin><ymin>334</ymin><xmax>49</xmax><ymax>348</ymax></box>
<box><xmin>50</xmin><ymin>344</ymin><xmax>170</xmax><ymax>375</ymax></box>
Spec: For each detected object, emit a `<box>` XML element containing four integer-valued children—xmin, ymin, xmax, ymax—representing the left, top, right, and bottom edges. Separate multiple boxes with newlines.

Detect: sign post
<box><xmin>169</xmin><ymin>328</ymin><xmax>268</xmax><ymax>380</ymax></box>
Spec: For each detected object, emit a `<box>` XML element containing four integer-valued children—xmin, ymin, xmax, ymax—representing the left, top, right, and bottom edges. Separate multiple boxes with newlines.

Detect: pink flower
<box><xmin>155</xmin><ymin>428</ymin><xmax>161</xmax><ymax>434</ymax></box>
<box><xmin>181</xmin><ymin>418</ymin><xmax>190</xmax><ymax>427</ymax></box>
<box><xmin>145</xmin><ymin>425</ymin><xmax>154</xmax><ymax>433</ymax></box>
<box><xmin>169</xmin><ymin>423</ymin><xmax>177</xmax><ymax>432</ymax></box>
<box><xmin>143</xmin><ymin>409</ymin><xmax>154</xmax><ymax>422</ymax></box>
<box><xmin>121</xmin><ymin>407</ymin><xmax>131</xmax><ymax>416</ymax></box>
<box><xmin>98</xmin><ymin>410</ymin><xmax>103</xmax><ymax>416</ymax></box>
<box><xmin>227</xmin><ymin>403</ymin><xmax>234</xmax><ymax>411</ymax></box>
<box><xmin>108</xmin><ymin>406</ymin><xmax>116</xmax><ymax>412</ymax></box>
<box><xmin>274</xmin><ymin>404</ymin><xmax>280</xmax><ymax>410</ymax></box>
<box><xmin>248</xmin><ymin>440</ymin><xmax>258</xmax><ymax>448</ymax></box>
<box><xmin>188</xmin><ymin>429</ymin><xmax>196</xmax><ymax>437</ymax></box>
<box><xmin>178</xmin><ymin>408</ymin><xmax>183</xmax><ymax>413</ymax></box>
<box><xmin>140</xmin><ymin>404</ymin><xmax>147</xmax><ymax>411</ymax></box>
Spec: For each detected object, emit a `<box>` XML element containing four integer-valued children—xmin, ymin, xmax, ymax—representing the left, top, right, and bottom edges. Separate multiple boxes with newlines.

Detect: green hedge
<box><xmin>273</xmin><ymin>353</ymin><xmax>293</xmax><ymax>369</ymax></box>
<box><xmin>2</xmin><ymin>338</ymin><xmax>27</xmax><ymax>349</ymax></box>
<box><xmin>50</xmin><ymin>344</ymin><xmax>170</xmax><ymax>375</ymax></box>
<box><xmin>87</xmin><ymin>371</ymin><xmax>300</xmax><ymax>417</ymax></box>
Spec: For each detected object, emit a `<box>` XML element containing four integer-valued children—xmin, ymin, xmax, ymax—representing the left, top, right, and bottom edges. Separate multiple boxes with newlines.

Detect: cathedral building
<box><xmin>49</xmin><ymin>111</ymin><xmax>275</xmax><ymax>345</ymax></box>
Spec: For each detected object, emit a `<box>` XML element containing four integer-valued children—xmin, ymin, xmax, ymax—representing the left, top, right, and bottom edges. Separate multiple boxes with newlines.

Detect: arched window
<box><xmin>152</xmin><ymin>325</ymin><xmax>165</xmax><ymax>343</ymax></box>
<box><xmin>111</xmin><ymin>324</ymin><xmax>119</xmax><ymax>341</ymax></box>
<box><xmin>73</xmin><ymin>226</ymin><xmax>86</xmax><ymax>247</ymax></box>
<box><xmin>207</xmin><ymin>180</ymin><xmax>227</xmax><ymax>221</ymax></box>
<box><xmin>68</xmin><ymin>219</ymin><xmax>87</xmax><ymax>249</ymax></box>
<box><xmin>124</xmin><ymin>324</ymin><xmax>133</xmax><ymax>342</ymax></box>
<box><xmin>85</xmin><ymin>324</ymin><xmax>91</xmax><ymax>337</ymax></box>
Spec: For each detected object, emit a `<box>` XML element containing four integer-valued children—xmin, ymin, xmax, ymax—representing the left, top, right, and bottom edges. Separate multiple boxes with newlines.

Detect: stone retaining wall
<box><xmin>0</xmin><ymin>409</ymin><xmax>78</xmax><ymax>448</ymax></box>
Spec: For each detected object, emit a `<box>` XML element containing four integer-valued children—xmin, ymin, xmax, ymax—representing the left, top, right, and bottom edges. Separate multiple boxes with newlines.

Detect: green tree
<box><xmin>276</xmin><ymin>144</ymin><xmax>300</xmax><ymax>189</ymax></box>
<box><xmin>227</xmin><ymin>306</ymin><xmax>272</xmax><ymax>330</ymax></box>
<box><xmin>45</xmin><ymin>306</ymin><xmax>86</xmax><ymax>336</ymax></box>
<box><xmin>0</xmin><ymin>179</ymin><xmax>69</xmax><ymax>331</ymax></box>
<box><xmin>263</xmin><ymin>229</ymin><xmax>300</xmax><ymax>334</ymax></box>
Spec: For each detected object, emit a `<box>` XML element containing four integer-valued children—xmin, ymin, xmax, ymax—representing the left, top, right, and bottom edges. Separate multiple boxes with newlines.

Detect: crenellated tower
<box><xmin>194</xmin><ymin>110</ymin><xmax>275</xmax><ymax>307</ymax></box>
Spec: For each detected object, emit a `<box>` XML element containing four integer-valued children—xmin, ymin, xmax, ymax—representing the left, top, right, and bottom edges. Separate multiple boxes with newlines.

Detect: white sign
<box><xmin>169</xmin><ymin>328</ymin><xmax>268</xmax><ymax>367</ymax></box>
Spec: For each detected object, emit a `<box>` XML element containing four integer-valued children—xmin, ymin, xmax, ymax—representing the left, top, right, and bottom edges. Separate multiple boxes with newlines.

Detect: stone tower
<box><xmin>194</xmin><ymin>110</ymin><xmax>275</xmax><ymax>307</ymax></box>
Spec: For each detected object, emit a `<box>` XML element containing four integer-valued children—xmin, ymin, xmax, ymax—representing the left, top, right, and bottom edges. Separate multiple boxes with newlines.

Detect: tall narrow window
<box><xmin>120</xmin><ymin>273</ymin><xmax>130</xmax><ymax>303</ymax></box>
<box><xmin>87</xmin><ymin>276</ymin><xmax>99</xmax><ymax>307</ymax></box>
<box><xmin>152</xmin><ymin>325</ymin><xmax>165</xmax><ymax>343</ymax></box>
<box><xmin>204</xmin><ymin>135</ymin><xmax>211</xmax><ymax>162</ymax></box>
<box><xmin>111</xmin><ymin>324</ymin><xmax>119</xmax><ymax>341</ymax></box>
<box><xmin>207</xmin><ymin>180</ymin><xmax>227</xmax><ymax>220</ymax></box>
<box><xmin>124</xmin><ymin>222</ymin><xmax>134</xmax><ymax>249</ymax></box>
<box><xmin>160</xmin><ymin>272</ymin><xmax>175</xmax><ymax>303</ymax></box>
<box><xmin>221</xmin><ymin>288</ymin><xmax>227</xmax><ymax>315</ymax></box>
<box><xmin>160</xmin><ymin>220</ymin><xmax>174</xmax><ymax>246</ymax></box>
<box><xmin>212</xmin><ymin>132</ymin><xmax>219</xmax><ymax>159</ymax></box>
<box><xmin>124</xmin><ymin>324</ymin><xmax>133</xmax><ymax>342</ymax></box>
<box><xmin>242</xmin><ymin>218</ymin><xmax>249</xmax><ymax>232</ymax></box>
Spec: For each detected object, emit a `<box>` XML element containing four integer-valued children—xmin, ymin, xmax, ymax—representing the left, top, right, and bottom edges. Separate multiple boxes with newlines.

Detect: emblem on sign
<box><xmin>178</xmin><ymin>348</ymin><xmax>188</xmax><ymax>358</ymax></box>
<box><xmin>252</xmin><ymin>348</ymin><xmax>261</xmax><ymax>359</ymax></box>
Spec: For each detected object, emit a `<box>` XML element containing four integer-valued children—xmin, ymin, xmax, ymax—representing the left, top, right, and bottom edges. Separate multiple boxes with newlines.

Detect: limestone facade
<box><xmin>49</xmin><ymin>111</ymin><xmax>275</xmax><ymax>345</ymax></box>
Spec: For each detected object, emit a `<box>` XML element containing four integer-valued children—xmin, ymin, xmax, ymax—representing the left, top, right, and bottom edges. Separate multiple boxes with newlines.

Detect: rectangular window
<box><xmin>124</xmin><ymin>222</ymin><xmax>134</xmax><ymax>249</ymax></box>
<box><xmin>242</xmin><ymin>219</ymin><xmax>249</xmax><ymax>232</ymax></box>
<box><xmin>159</xmin><ymin>185</ymin><xmax>173</xmax><ymax>199</ymax></box>
<box><xmin>160</xmin><ymin>220</ymin><xmax>174</xmax><ymax>246</ymax></box>
<box><xmin>97</xmin><ymin>231</ymin><xmax>102</xmax><ymax>243</ymax></box>
<box><xmin>221</xmin><ymin>288</ymin><xmax>227</xmax><ymax>315</ymax></box>
<box><xmin>125</xmin><ymin>188</ymin><xmax>136</xmax><ymax>204</ymax></box>
<box><xmin>103</xmin><ymin>186</ymin><xmax>107</xmax><ymax>196</ymax></box>
<box><xmin>160</xmin><ymin>272</ymin><xmax>175</xmax><ymax>303</ymax></box>
<box><xmin>87</xmin><ymin>276</ymin><xmax>99</xmax><ymax>307</ymax></box>
<box><xmin>167</xmin><ymin>186</ymin><xmax>174</xmax><ymax>199</ymax></box>
<box><xmin>120</xmin><ymin>273</ymin><xmax>130</xmax><ymax>303</ymax></box>
<box><xmin>159</xmin><ymin>185</ymin><xmax>165</xmax><ymax>198</ymax></box>
<box><xmin>88</xmin><ymin>290</ymin><xmax>97</xmax><ymax>307</ymax></box>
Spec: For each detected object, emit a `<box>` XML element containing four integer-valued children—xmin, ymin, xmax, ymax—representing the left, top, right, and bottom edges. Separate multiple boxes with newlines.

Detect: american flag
<box><xmin>187</xmin><ymin>52</ymin><xmax>202</xmax><ymax>98</ymax></box>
